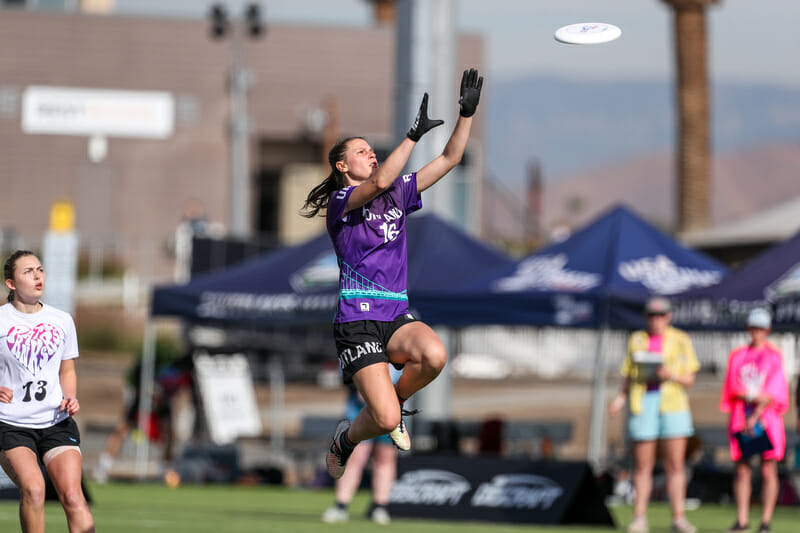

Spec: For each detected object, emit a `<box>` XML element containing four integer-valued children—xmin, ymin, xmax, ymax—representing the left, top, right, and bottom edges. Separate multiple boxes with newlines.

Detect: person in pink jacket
<box><xmin>720</xmin><ymin>308</ymin><xmax>788</xmax><ymax>533</ymax></box>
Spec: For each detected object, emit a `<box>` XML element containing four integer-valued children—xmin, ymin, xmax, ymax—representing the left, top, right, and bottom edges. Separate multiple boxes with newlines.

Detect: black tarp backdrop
<box><xmin>388</xmin><ymin>455</ymin><xmax>615</xmax><ymax>527</ymax></box>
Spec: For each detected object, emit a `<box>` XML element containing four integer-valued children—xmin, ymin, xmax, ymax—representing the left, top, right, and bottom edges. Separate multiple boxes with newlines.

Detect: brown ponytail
<box><xmin>4</xmin><ymin>250</ymin><xmax>35</xmax><ymax>303</ymax></box>
<box><xmin>300</xmin><ymin>136</ymin><xmax>363</xmax><ymax>218</ymax></box>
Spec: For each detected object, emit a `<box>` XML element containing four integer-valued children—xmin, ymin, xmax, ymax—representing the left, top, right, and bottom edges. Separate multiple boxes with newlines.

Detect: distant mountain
<box><xmin>486</xmin><ymin>76</ymin><xmax>800</xmax><ymax>236</ymax></box>
<box><xmin>541</xmin><ymin>143</ymin><xmax>800</xmax><ymax>234</ymax></box>
<box><xmin>488</xmin><ymin>76</ymin><xmax>800</xmax><ymax>184</ymax></box>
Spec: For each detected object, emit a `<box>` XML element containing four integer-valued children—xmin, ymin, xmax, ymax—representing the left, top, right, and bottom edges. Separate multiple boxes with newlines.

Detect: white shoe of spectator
<box><xmin>627</xmin><ymin>515</ymin><xmax>648</xmax><ymax>533</ymax></box>
<box><xmin>321</xmin><ymin>506</ymin><xmax>348</xmax><ymax>523</ymax></box>
<box><xmin>93</xmin><ymin>452</ymin><xmax>113</xmax><ymax>484</ymax></box>
<box><xmin>369</xmin><ymin>506</ymin><xmax>391</xmax><ymax>525</ymax></box>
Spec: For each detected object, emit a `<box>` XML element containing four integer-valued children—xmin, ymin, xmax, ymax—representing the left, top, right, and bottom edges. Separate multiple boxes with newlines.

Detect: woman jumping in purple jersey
<box><xmin>302</xmin><ymin>68</ymin><xmax>483</xmax><ymax>479</ymax></box>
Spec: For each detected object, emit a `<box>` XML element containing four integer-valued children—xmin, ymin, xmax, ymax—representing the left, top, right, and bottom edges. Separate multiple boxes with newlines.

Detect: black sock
<box><xmin>335</xmin><ymin>501</ymin><xmax>348</xmax><ymax>511</ymax></box>
<box><xmin>339</xmin><ymin>429</ymin><xmax>356</xmax><ymax>453</ymax></box>
<box><xmin>368</xmin><ymin>502</ymin><xmax>386</xmax><ymax>514</ymax></box>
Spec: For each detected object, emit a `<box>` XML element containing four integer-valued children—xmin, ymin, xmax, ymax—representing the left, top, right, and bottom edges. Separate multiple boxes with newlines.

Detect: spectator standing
<box><xmin>720</xmin><ymin>308</ymin><xmax>788</xmax><ymax>533</ymax></box>
<box><xmin>609</xmin><ymin>297</ymin><xmax>699</xmax><ymax>533</ymax></box>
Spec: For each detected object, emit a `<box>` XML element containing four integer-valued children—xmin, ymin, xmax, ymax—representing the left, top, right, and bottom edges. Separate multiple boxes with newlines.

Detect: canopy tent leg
<box><xmin>135</xmin><ymin>319</ymin><xmax>156</xmax><ymax>480</ymax></box>
<box><xmin>587</xmin><ymin>326</ymin><xmax>610</xmax><ymax>471</ymax></box>
<box><xmin>268</xmin><ymin>355</ymin><xmax>285</xmax><ymax>457</ymax></box>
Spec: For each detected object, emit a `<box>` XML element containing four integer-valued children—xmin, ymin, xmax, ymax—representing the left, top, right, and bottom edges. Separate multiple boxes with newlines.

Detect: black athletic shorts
<box><xmin>333</xmin><ymin>311</ymin><xmax>418</xmax><ymax>384</ymax></box>
<box><xmin>0</xmin><ymin>417</ymin><xmax>81</xmax><ymax>455</ymax></box>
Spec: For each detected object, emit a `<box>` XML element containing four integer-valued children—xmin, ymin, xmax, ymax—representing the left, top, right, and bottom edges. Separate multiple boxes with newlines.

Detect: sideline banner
<box><xmin>194</xmin><ymin>353</ymin><xmax>262</xmax><ymax>445</ymax></box>
<box><xmin>388</xmin><ymin>456</ymin><xmax>614</xmax><ymax>526</ymax></box>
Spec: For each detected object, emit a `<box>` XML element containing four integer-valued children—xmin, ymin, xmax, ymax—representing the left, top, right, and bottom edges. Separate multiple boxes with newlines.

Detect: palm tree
<box><xmin>661</xmin><ymin>0</ymin><xmax>720</xmax><ymax>232</ymax></box>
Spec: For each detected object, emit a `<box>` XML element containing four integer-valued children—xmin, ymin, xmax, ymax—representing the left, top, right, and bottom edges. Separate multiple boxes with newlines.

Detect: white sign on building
<box><xmin>22</xmin><ymin>86</ymin><xmax>174</xmax><ymax>138</ymax></box>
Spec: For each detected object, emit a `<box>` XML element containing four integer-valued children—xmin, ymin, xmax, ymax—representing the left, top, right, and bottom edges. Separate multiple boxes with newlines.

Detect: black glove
<box><xmin>407</xmin><ymin>93</ymin><xmax>444</xmax><ymax>142</ymax></box>
<box><xmin>458</xmin><ymin>68</ymin><xmax>483</xmax><ymax>118</ymax></box>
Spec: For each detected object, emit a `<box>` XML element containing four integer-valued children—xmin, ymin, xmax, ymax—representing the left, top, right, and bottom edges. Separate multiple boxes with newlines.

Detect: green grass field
<box><xmin>0</xmin><ymin>482</ymin><xmax>796</xmax><ymax>532</ymax></box>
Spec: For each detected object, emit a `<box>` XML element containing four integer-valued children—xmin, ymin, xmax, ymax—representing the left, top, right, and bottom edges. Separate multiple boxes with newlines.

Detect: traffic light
<box><xmin>209</xmin><ymin>3</ymin><xmax>229</xmax><ymax>39</ymax></box>
<box><xmin>245</xmin><ymin>3</ymin><xmax>264</xmax><ymax>38</ymax></box>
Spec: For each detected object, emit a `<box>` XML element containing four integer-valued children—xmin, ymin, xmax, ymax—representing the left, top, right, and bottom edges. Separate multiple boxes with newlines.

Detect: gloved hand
<box><xmin>458</xmin><ymin>68</ymin><xmax>484</xmax><ymax>118</ymax></box>
<box><xmin>407</xmin><ymin>93</ymin><xmax>444</xmax><ymax>142</ymax></box>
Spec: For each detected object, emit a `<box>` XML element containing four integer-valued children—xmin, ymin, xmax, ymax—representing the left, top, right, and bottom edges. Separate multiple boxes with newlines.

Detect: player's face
<box><xmin>6</xmin><ymin>255</ymin><xmax>45</xmax><ymax>304</ymax></box>
<box><xmin>339</xmin><ymin>138</ymin><xmax>378</xmax><ymax>183</ymax></box>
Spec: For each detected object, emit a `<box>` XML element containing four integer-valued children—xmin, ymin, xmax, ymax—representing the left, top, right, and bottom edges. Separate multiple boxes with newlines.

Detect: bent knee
<box><xmin>423</xmin><ymin>344</ymin><xmax>447</xmax><ymax>373</ymax></box>
<box><xmin>372</xmin><ymin>410</ymin><xmax>401</xmax><ymax>434</ymax></box>
<box><xmin>20</xmin><ymin>482</ymin><xmax>46</xmax><ymax>506</ymax></box>
<box><xmin>59</xmin><ymin>487</ymin><xmax>87</xmax><ymax>510</ymax></box>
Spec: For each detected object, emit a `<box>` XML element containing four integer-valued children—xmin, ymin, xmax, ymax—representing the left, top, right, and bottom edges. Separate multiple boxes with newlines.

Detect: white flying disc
<box><xmin>554</xmin><ymin>22</ymin><xmax>622</xmax><ymax>45</ymax></box>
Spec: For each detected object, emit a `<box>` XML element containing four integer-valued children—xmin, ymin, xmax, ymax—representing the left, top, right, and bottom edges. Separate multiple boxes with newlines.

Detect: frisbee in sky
<box><xmin>554</xmin><ymin>22</ymin><xmax>622</xmax><ymax>45</ymax></box>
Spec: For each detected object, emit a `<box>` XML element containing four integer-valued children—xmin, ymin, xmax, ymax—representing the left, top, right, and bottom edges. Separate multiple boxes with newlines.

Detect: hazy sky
<box><xmin>115</xmin><ymin>0</ymin><xmax>800</xmax><ymax>87</ymax></box>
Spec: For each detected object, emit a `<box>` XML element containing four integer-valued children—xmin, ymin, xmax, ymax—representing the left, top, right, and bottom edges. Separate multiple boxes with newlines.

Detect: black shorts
<box><xmin>0</xmin><ymin>417</ymin><xmax>81</xmax><ymax>456</ymax></box>
<box><xmin>333</xmin><ymin>311</ymin><xmax>418</xmax><ymax>384</ymax></box>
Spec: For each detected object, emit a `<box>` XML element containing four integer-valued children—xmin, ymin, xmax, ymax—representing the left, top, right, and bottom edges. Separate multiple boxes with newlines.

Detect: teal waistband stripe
<box><xmin>340</xmin><ymin>289</ymin><xmax>408</xmax><ymax>301</ymax></box>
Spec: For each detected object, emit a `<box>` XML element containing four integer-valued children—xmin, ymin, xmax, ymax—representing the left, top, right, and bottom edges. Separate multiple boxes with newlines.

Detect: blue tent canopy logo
<box><xmin>618</xmin><ymin>255</ymin><xmax>723</xmax><ymax>295</ymax></box>
<box><xmin>765</xmin><ymin>263</ymin><xmax>800</xmax><ymax>300</ymax></box>
<box><xmin>492</xmin><ymin>254</ymin><xmax>601</xmax><ymax>293</ymax></box>
<box><xmin>289</xmin><ymin>252</ymin><xmax>339</xmax><ymax>293</ymax></box>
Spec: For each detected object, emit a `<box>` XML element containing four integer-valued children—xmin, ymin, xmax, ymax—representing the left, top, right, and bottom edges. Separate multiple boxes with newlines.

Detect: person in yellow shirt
<box><xmin>609</xmin><ymin>297</ymin><xmax>700</xmax><ymax>533</ymax></box>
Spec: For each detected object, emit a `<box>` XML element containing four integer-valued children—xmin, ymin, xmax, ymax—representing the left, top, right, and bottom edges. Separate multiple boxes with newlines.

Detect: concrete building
<box><xmin>0</xmin><ymin>9</ymin><xmax>484</xmax><ymax>287</ymax></box>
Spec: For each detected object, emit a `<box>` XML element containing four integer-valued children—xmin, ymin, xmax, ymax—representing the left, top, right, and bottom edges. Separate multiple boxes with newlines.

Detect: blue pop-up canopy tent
<box><xmin>673</xmin><ymin>227</ymin><xmax>800</xmax><ymax>331</ymax></box>
<box><xmin>416</xmin><ymin>204</ymin><xmax>728</xmax><ymax>467</ymax></box>
<box><xmin>417</xmin><ymin>205</ymin><xmax>729</xmax><ymax>329</ymax></box>
<box><xmin>150</xmin><ymin>212</ymin><xmax>515</xmax><ymax>325</ymax></box>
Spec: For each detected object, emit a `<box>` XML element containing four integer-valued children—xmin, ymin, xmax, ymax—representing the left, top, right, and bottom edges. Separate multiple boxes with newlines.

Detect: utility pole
<box><xmin>210</xmin><ymin>3</ymin><xmax>264</xmax><ymax>238</ymax></box>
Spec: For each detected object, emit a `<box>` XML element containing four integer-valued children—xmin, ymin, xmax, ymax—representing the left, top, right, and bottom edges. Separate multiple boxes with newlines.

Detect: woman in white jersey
<box><xmin>0</xmin><ymin>250</ymin><xmax>94</xmax><ymax>532</ymax></box>
<box><xmin>302</xmin><ymin>68</ymin><xmax>483</xmax><ymax>479</ymax></box>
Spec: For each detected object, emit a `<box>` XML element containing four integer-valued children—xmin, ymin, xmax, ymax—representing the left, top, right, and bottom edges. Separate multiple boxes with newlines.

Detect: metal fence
<box><xmin>455</xmin><ymin>326</ymin><xmax>799</xmax><ymax>380</ymax></box>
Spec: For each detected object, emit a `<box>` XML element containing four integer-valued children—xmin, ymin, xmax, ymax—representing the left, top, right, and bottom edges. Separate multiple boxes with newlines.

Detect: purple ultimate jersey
<box><xmin>326</xmin><ymin>172</ymin><xmax>422</xmax><ymax>323</ymax></box>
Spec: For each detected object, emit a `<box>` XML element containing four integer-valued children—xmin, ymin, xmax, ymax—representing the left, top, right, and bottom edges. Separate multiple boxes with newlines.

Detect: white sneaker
<box><xmin>321</xmin><ymin>506</ymin><xmax>348</xmax><ymax>523</ymax></box>
<box><xmin>628</xmin><ymin>515</ymin><xmax>649</xmax><ymax>533</ymax></box>
<box><xmin>369</xmin><ymin>506</ymin><xmax>391</xmax><ymax>525</ymax></box>
<box><xmin>672</xmin><ymin>516</ymin><xmax>697</xmax><ymax>533</ymax></box>
<box><xmin>92</xmin><ymin>468</ymin><xmax>108</xmax><ymax>484</ymax></box>
<box><xmin>388</xmin><ymin>408</ymin><xmax>419</xmax><ymax>451</ymax></box>
<box><xmin>93</xmin><ymin>453</ymin><xmax>113</xmax><ymax>483</ymax></box>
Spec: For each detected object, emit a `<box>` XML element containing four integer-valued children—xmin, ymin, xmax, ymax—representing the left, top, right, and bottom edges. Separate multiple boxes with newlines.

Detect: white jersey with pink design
<box><xmin>0</xmin><ymin>303</ymin><xmax>78</xmax><ymax>428</ymax></box>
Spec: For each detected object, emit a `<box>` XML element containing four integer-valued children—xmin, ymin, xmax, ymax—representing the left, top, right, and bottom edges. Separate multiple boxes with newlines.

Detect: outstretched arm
<box><xmin>345</xmin><ymin>93</ymin><xmax>444</xmax><ymax>212</ymax></box>
<box><xmin>416</xmin><ymin>68</ymin><xmax>483</xmax><ymax>193</ymax></box>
